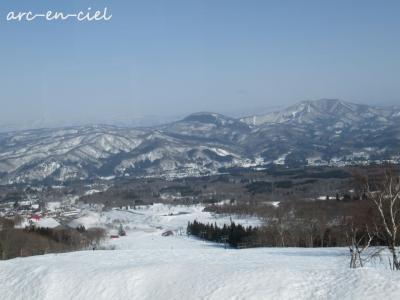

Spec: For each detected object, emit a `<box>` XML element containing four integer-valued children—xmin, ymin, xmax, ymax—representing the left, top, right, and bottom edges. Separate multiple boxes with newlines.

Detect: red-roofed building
<box><xmin>30</xmin><ymin>215</ymin><xmax>41</xmax><ymax>221</ymax></box>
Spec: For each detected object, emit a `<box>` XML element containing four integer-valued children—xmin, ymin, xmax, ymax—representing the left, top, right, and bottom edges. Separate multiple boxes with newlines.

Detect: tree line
<box><xmin>187</xmin><ymin>220</ymin><xmax>259</xmax><ymax>248</ymax></box>
<box><xmin>0</xmin><ymin>220</ymin><xmax>105</xmax><ymax>260</ymax></box>
<box><xmin>199</xmin><ymin>165</ymin><xmax>400</xmax><ymax>270</ymax></box>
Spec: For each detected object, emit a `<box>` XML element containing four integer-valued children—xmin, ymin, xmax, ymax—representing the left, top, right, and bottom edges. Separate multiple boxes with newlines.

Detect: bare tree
<box><xmin>346</xmin><ymin>223</ymin><xmax>373</xmax><ymax>268</ymax></box>
<box><xmin>272</xmin><ymin>207</ymin><xmax>290</xmax><ymax>247</ymax></box>
<box><xmin>364</xmin><ymin>167</ymin><xmax>400</xmax><ymax>270</ymax></box>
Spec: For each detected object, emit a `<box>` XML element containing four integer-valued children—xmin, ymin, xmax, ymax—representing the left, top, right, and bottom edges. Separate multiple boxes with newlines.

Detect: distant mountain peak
<box><xmin>182</xmin><ymin>112</ymin><xmax>235</xmax><ymax>125</ymax></box>
<box><xmin>240</xmin><ymin>99</ymin><xmax>388</xmax><ymax>126</ymax></box>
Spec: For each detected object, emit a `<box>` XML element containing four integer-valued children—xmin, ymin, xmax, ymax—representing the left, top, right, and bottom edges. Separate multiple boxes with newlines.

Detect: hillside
<box><xmin>0</xmin><ymin>99</ymin><xmax>399</xmax><ymax>184</ymax></box>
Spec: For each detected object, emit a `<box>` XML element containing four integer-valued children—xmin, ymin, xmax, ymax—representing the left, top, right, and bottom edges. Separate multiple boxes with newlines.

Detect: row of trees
<box><xmin>200</xmin><ymin>199</ymin><xmax>378</xmax><ymax>249</ymax></box>
<box><xmin>200</xmin><ymin>166</ymin><xmax>400</xmax><ymax>270</ymax></box>
<box><xmin>0</xmin><ymin>221</ymin><xmax>105</xmax><ymax>260</ymax></box>
<box><xmin>187</xmin><ymin>216</ymin><xmax>375</xmax><ymax>250</ymax></box>
<box><xmin>187</xmin><ymin>220</ymin><xmax>259</xmax><ymax>248</ymax></box>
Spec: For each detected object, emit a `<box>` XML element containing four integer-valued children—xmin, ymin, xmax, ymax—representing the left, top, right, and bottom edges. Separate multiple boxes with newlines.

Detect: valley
<box><xmin>0</xmin><ymin>99</ymin><xmax>399</xmax><ymax>185</ymax></box>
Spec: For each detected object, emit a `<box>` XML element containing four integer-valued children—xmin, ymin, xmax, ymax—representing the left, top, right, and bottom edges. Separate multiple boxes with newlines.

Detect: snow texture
<box><xmin>1</xmin><ymin>204</ymin><xmax>400</xmax><ymax>300</ymax></box>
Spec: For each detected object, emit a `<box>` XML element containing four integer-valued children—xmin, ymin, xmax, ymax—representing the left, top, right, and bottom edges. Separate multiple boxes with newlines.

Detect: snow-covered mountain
<box><xmin>0</xmin><ymin>99</ymin><xmax>399</xmax><ymax>184</ymax></box>
<box><xmin>0</xmin><ymin>120</ymin><xmax>252</xmax><ymax>184</ymax></box>
<box><xmin>241</xmin><ymin>99</ymin><xmax>398</xmax><ymax>126</ymax></box>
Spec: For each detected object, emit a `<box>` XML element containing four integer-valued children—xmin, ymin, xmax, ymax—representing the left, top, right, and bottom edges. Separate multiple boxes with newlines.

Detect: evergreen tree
<box><xmin>187</xmin><ymin>220</ymin><xmax>261</xmax><ymax>248</ymax></box>
<box><xmin>118</xmin><ymin>224</ymin><xmax>126</xmax><ymax>236</ymax></box>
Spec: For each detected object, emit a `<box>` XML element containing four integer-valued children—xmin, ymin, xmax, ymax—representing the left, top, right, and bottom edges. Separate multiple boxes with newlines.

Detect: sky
<box><xmin>1</xmin><ymin>0</ymin><xmax>400</xmax><ymax>127</ymax></box>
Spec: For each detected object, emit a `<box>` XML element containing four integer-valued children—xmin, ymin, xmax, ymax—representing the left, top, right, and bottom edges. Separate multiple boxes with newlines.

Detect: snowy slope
<box><xmin>68</xmin><ymin>204</ymin><xmax>261</xmax><ymax>232</ymax></box>
<box><xmin>1</xmin><ymin>204</ymin><xmax>400</xmax><ymax>300</ymax></box>
<box><xmin>3</xmin><ymin>242</ymin><xmax>400</xmax><ymax>300</ymax></box>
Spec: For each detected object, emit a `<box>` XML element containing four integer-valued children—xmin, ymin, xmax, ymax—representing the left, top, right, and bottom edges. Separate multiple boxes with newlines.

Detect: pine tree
<box><xmin>118</xmin><ymin>224</ymin><xmax>126</xmax><ymax>236</ymax></box>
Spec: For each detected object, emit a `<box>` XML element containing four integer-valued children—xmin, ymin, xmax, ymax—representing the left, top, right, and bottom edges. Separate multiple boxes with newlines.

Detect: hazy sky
<box><xmin>1</xmin><ymin>0</ymin><xmax>400</xmax><ymax>126</ymax></box>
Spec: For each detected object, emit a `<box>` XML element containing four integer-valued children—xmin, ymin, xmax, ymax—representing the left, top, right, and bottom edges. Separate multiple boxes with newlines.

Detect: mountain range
<box><xmin>0</xmin><ymin>99</ymin><xmax>399</xmax><ymax>184</ymax></box>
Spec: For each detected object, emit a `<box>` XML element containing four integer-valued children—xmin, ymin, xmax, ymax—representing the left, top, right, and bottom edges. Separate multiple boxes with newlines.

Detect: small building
<box><xmin>30</xmin><ymin>215</ymin><xmax>41</xmax><ymax>221</ymax></box>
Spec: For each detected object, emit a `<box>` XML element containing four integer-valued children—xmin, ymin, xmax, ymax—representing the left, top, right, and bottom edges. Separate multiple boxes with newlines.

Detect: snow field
<box><xmin>1</xmin><ymin>204</ymin><xmax>400</xmax><ymax>300</ymax></box>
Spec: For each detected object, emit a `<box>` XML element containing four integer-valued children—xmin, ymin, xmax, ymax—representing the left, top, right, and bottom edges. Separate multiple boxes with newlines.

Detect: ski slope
<box><xmin>68</xmin><ymin>203</ymin><xmax>261</xmax><ymax>233</ymax></box>
<box><xmin>1</xmin><ymin>205</ymin><xmax>400</xmax><ymax>300</ymax></box>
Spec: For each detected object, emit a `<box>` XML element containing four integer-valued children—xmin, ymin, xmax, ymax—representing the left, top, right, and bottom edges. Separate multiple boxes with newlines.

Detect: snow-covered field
<box><xmin>68</xmin><ymin>203</ymin><xmax>261</xmax><ymax>234</ymax></box>
<box><xmin>1</xmin><ymin>204</ymin><xmax>400</xmax><ymax>300</ymax></box>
